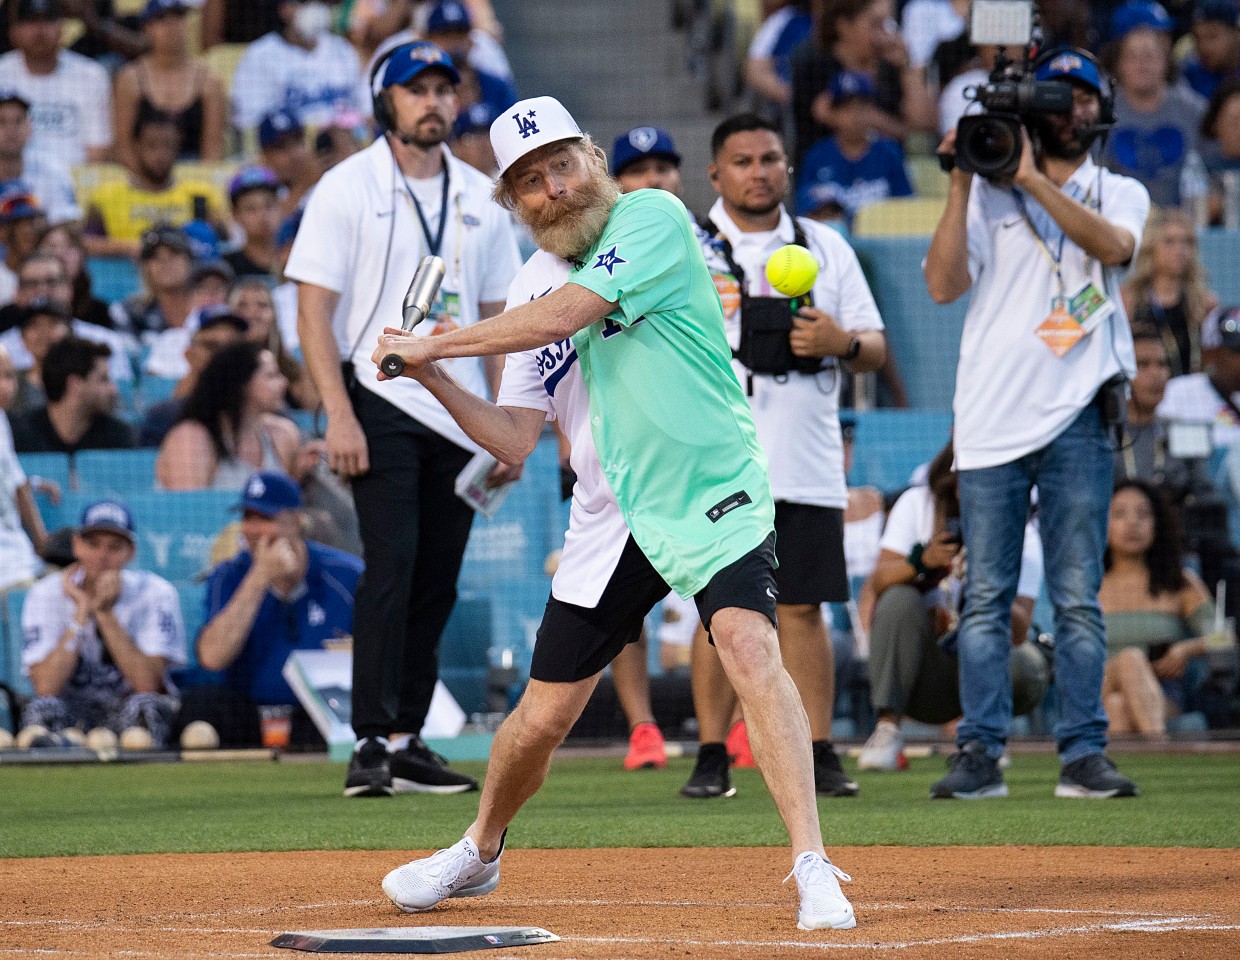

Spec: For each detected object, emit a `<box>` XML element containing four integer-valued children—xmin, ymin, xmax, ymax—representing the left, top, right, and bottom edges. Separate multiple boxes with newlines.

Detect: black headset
<box><xmin>370</xmin><ymin>47</ymin><xmax>399</xmax><ymax>137</ymax></box>
<box><xmin>1030</xmin><ymin>46</ymin><xmax>1116</xmax><ymax>131</ymax></box>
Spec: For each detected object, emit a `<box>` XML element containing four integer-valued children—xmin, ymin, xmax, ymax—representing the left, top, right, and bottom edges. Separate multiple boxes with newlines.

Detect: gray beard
<box><xmin>521</xmin><ymin>172</ymin><xmax>620</xmax><ymax>261</ymax></box>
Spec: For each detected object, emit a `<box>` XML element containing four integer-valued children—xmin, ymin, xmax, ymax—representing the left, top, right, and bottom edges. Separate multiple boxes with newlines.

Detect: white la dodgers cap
<box><xmin>490</xmin><ymin>96</ymin><xmax>584</xmax><ymax>176</ymax></box>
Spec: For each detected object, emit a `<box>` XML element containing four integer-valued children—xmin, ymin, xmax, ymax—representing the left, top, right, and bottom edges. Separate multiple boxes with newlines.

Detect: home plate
<box><xmin>270</xmin><ymin>926</ymin><xmax>560</xmax><ymax>953</ymax></box>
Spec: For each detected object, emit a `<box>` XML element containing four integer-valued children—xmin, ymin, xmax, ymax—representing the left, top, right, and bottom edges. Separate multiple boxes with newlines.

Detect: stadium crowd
<box><xmin>0</xmin><ymin>0</ymin><xmax>1237</xmax><ymax>787</ymax></box>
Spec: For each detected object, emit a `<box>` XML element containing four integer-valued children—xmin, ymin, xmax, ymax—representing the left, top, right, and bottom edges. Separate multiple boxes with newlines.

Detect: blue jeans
<box><xmin>956</xmin><ymin>403</ymin><xmax>1112</xmax><ymax>764</ymax></box>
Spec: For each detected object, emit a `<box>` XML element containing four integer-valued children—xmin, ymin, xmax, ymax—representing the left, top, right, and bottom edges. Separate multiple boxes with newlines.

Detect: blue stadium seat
<box><xmin>0</xmin><ymin>588</ymin><xmax>32</xmax><ymax>697</ymax></box>
<box><xmin>123</xmin><ymin>490</ymin><xmax>236</xmax><ymax>581</ymax></box>
<box><xmin>139</xmin><ymin>376</ymin><xmax>179</xmax><ymax>410</ymax></box>
<box><xmin>73</xmin><ymin>449</ymin><xmax>159</xmax><ymax>496</ymax></box>
<box><xmin>287</xmin><ymin>409</ymin><xmax>323</xmax><ymax>438</ymax></box>
<box><xmin>86</xmin><ymin>256</ymin><xmax>142</xmax><ymax>305</ymax></box>
<box><xmin>16</xmin><ymin>452</ymin><xmax>72</xmax><ymax>493</ymax></box>
<box><xmin>850</xmin><ymin>409</ymin><xmax>954</xmax><ymax>492</ymax></box>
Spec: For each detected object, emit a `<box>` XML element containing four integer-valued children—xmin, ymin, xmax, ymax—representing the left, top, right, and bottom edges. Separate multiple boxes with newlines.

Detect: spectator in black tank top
<box><xmin>1122</xmin><ymin>208</ymin><xmax>1219</xmax><ymax>378</ymax></box>
<box><xmin>112</xmin><ymin>0</ymin><xmax>226</xmax><ymax>165</ymax></box>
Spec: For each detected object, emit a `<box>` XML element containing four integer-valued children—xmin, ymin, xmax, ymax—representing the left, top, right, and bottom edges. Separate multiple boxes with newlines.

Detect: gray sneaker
<box><xmin>929</xmin><ymin>740</ymin><xmax>1007</xmax><ymax>799</ymax></box>
<box><xmin>382</xmin><ymin>833</ymin><xmax>504</xmax><ymax>912</ymax></box>
<box><xmin>1055</xmin><ymin>753</ymin><xmax>1139</xmax><ymax>799</ymax></box>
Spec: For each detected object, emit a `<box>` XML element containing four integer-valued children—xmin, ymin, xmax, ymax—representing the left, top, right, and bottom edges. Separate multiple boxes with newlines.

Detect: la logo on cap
<box><xmin>513</xmin><ymin>109</ymin><xmax>540</xmax><ymax>140</ymax></box>
<box><xmin>247</xmin><ymin>476</ymin><xmax>266</xmax><ymax>499</ymax></box>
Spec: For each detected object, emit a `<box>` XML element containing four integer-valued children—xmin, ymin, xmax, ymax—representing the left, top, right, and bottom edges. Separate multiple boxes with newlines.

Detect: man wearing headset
<box><xmin>924</xmin><ymin>50</ymin><xmax>1150</xmax><ymax>800</ymax></box>
<box><xmin>287</xmin><ymin>40</ymin><xmax>521</xmax><ymax>798</ymax></box>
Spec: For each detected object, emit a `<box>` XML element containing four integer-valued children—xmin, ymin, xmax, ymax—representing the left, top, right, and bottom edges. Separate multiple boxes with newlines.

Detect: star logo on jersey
<box><xmin>593</xmin><ymin>245</ymin><xmax>626</xmax><ymax>275</ymax></box>
<box><xmin>513</xmin><ymin>110</ymin><xmax>539</xmax><ymax>139</ymax></box>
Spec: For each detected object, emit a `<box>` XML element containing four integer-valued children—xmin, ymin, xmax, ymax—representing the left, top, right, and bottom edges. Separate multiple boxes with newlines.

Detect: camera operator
<box><xmin>923</xmin><ymin>49</ymin><xmax>1150</xmax><ymax>800</ymax></box>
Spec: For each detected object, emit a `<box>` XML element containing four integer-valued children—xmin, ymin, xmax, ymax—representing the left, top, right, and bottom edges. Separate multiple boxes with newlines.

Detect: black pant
<box><xmin>350</xmin><ymin>386</ymin><xmax>475</xmax><ymax>740</ymax></box>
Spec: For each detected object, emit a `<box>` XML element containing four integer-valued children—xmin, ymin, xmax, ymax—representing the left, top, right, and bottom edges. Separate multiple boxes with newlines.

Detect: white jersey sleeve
<box><xmin>125</xmin><ymin>572</ymin><xmax>187</xmax><ymax>666</ymax></box>
<box><xmin>878</xmin><ymin>485</ymin><xmax>933</xmax><ymax>556</ymax></box>
<box><xmin>20</xmin><ymin>572</ymin><xmax>69</xmax><ymax>673</ymax></box>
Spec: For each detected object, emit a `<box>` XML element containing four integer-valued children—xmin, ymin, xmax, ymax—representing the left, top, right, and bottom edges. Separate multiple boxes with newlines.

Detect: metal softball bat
<box><xmin>380</xmin><ymin>254</ymin><xmax>446</xmax><ymax>378</ymax></box>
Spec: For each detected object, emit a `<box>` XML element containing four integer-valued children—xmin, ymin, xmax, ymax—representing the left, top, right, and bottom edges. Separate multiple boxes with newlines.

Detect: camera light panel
<box><xmin>970</xmin><ymin>0</ymin><xmax>1034</xmax><ymax>47</ymax></box>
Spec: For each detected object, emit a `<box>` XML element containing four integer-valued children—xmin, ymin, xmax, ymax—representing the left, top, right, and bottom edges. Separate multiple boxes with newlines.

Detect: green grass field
<box><xmin>3</xmin><ymin>753</ymin><xmax>1239</xmax><ymax>859</ymax></box>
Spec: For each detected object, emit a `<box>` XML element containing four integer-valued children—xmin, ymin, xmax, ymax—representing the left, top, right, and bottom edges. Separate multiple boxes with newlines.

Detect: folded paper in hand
<box><xmin>455</xmin><ymin>450</ymin><xmax>516</xmax><ymax>518</ymax></box>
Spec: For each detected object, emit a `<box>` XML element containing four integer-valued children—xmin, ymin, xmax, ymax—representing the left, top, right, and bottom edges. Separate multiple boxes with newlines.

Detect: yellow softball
<box><xmin>765</xmin><ymin>244</ymin><xmax>818</xmax><ymax>298</ymax></box>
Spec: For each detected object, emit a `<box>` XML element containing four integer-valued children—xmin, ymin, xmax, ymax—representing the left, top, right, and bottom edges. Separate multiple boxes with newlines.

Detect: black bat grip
<box><xmin>380</xmin><ymin>354</ymin><xmax>405</xmax><ymax>378</ymax></box>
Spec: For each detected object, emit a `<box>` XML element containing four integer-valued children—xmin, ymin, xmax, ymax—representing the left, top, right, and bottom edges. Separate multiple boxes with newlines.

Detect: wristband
<box><xmin>906</xmin><ymin>543</ymin><xmax>929</xmax><ymax>579</ymax></box>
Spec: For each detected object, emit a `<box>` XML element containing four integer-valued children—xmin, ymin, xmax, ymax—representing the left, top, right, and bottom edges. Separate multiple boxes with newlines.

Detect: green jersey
<box><xmin>567</xmin><ymin>189</ymin><xmax>775</xmax><ymax>597</ymax></box>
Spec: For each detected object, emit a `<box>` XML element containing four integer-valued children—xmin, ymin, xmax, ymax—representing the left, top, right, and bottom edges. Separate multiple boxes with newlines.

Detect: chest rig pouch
<box><xmin>707</xmin><ymin>216</ymin><xmax>828</xmax><ymax>380</ymax></box>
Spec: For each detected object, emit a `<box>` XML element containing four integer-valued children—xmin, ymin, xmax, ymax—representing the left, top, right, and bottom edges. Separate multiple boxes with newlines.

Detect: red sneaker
<box><xmin>624</xmin><ymin>722</ymin><xmax>667</xmax><ymax>770</ymax></box>
<box><xmin>726</xmin><ymin>720</ymin><xmax>756</xmax><ymax>768</ymax></box>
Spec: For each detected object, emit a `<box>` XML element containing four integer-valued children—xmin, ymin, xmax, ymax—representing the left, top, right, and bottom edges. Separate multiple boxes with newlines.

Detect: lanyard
<box><xmin>1012</xmin><ymin>189</ymin><xmax>1069</xmax><ymax>298</ymax></box>
<box><xmin>402</xmin><ymin>165</ymin><xmax>450</xmax><ymax>257</ymax></box>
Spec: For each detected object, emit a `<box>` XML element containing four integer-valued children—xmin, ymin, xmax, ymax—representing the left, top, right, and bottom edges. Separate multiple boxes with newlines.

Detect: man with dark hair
<box><xmin>224</xmin><ymin>166</ymin><xmax>282</xmax><ymax>279</ymax></box>
<box><xmin>924</xmin><ymin>49</ymin><xmax>1149</xmax><ymax>800</ymax></box>
<box><xmin>109</xmin><ymin>227</ymin><xmax>195</xmax><ymax>341</ymax></box>
<box><xmin>682</xmin><ymin>111</ymin><xmax>885</xmax><ymax>800</ymax></box>
<box><xmin>610</xmin><ymin>125</ymin><xmax>683</xmax><ymax>196</ymax></box>
<box><xmin>84</xmin><ymin>111</ymin><xmax>224</xmax><ymax>259</ymax></box>
<box><xmin>0</xmin><ymin>88</ymin><xmax>79</xmax><ymax>225</ymax></box>
<box><xmin>10</xmin><ymin>336</ymin><xmax>135</xmax><ymax>453</ymax></box>
<box><xmin>374</xmin><ymin>95</ymin><xmax>857</xmax><ymax>931</ymax></box>
<box><xmin>258</xmin><ymin>109</ymin><xmax>319</xmax><ymax>221</ymax></box>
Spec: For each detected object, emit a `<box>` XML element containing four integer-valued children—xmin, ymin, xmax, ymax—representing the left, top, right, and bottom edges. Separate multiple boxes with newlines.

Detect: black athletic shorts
<box><xmin>529</xmin><ymin>533</ymin><xmax>779</xmax><ymax>683</ymax></box>
<box><xmin>773</xmin><ymin>502</ymin><xmax>849</xmax><ymax>605</ymax></box>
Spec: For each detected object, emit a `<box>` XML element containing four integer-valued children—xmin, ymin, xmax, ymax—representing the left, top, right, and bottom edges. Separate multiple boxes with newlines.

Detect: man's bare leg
<box><xmin>466</xmin><ymin>675</ymin><xmax>601</xmax><ymax>859</ymax></box>
<box><xmin>710</xmin><ymin>607</ymin><xmax>824</xmax><ymax>858</ymax></box>
<box><xmin>777</xmin><ymin>603</ymin><xmax>835</xmax><ymax>740</ymax></box>
<box><xmin>690</xmin><ymin>622</ymin><xmax>736</xmax><ymax>744</ymax></box>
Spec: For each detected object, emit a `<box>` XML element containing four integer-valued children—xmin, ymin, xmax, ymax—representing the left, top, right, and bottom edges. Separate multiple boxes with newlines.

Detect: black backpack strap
<box><xmin>699</xmin><ymin>215</ymin><xmax>746</xmax><ymax>288</ymax></box>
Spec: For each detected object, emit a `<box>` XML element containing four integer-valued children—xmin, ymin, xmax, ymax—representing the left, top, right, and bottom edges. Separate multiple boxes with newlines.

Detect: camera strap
<box><xmin>1011</xmin><ymin>189</ymin><xmax>1069</xmax><ymax>300</ymax></box>
<box><xmin>704</xmin><ymin>214</ymin><xmax>810</xmax><ymax>294</ymax></box>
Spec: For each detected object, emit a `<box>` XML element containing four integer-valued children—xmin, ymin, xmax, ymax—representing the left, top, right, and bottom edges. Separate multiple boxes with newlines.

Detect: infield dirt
<box><xmin>3</xmin><ymin>846</ymin><xmax>1238</xmax><ymax>958</ymax></box>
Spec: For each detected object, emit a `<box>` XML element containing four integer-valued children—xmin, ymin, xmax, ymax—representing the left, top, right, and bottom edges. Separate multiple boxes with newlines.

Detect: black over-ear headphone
<box><xmin>370</xmin><ymin>47</ymin><xmax>398</xmax><ymax>136</ymax></box>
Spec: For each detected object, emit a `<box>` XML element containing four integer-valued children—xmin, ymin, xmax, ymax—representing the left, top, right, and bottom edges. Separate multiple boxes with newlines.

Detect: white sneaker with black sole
<box><xmin>785</xmin><ymin>851</ymin><xmax>856</xmax><ymax>930</ymax></box>
<box><xmin>382</xmin><ymin>833</ymin><xmax>504</xmax><ymax>912</ymax></box>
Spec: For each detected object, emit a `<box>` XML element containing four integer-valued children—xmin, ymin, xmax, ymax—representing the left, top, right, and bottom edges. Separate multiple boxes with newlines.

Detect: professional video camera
<box><xmin>951</xmin><ymin>0</ymin><xmax>1072</xmax><ymax>179</ymax></box>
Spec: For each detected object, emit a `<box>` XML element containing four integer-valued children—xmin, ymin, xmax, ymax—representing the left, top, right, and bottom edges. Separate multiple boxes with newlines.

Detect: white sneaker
<box><xmin>857</xmin><ymin>720</ymin><xmax>905</xmax><ymax>772</ymax></box>
<box><xmin>382</xmin><ymin>834</ymin><xmax>503</xmax><ymax>912</ymax></box>
<box><xmin>785</xmin><ymin>852</ymin><xmax>856</xmax><ymax>930</ymax></box>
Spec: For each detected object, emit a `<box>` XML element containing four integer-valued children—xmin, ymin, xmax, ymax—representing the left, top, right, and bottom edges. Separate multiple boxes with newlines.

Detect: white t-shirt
<box><xmin>701</xmin><ymin>199</ymin><xmax>883</xmax><ymax>508</ymax></box>
<box><xmin>21</xmin><ymin>567</ymin><xmax>186</xmax><ymax>694</ymax></box>
<box><xmin>879</xmin><ymin>484</ymin><xmax>1044</xmax><ymax>606</ymax></box>
<box><xmin>231</xmin><ymin>32</ymin><xmax>366</xmax><ymax>130</ymax></box>
<box><xmin>0</xmin><ymin>51</ymin><xmax>111</xmax><ymax>169</ymax></box>
<box><xmin>901</xmin><ymin>0</ymin><xmax>966</xmax><ymax>70</ymax></box>
<box><xmin>285</xmin><ymin>138</ymin><xmax>521</xmax><ymax>450</ymax></box>
<box><xmin>953</xmin><ymin>157</ymin><xmax>1149</xmax><ymax>470</ymax></box>
<box><xmin>22</xmin><ymin>150</ymin><xmax>82</xmax><ymax>224</ymax></box>
<box><xmin>938</xmin><ymin>67</ymin><xmax>986</xmax><ymax>136</ymax></box>
<box><xmin>495</xmin><ymin>250</ymin><xmax>631</xmax><ymax>608</ymax></box>
<box><xmin>1157</xmin><ymin>372</ymin><xmax>1240</xmax><ymax>448</ymax></box>
<box><xmin>0</xmin><ymin>411</ymin><xmax>41</xmax><ymax>590</ymax></box>
<box><xmin>0</xmin><ymin>320</ymin><xmax>135</xmax><ymax>385</ymax></box>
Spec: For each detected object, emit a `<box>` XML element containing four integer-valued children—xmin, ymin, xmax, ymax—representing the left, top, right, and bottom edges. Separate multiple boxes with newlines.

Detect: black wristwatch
<box><xmin>842</xmin><ymin>336</ymin><xmax>861</xmax><ymax>361</ymax></box>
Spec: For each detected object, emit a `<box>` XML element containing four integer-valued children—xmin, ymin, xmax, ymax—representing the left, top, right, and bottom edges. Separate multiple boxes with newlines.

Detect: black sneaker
<box><xmin>390</xmin><ymin>737</ymin><xmax>479</xmax><ymax>794</ymax></box>
<box><xmin>813</xmin><ymin>741</ymin><xmax>860</xmax><ymax>797</ymax></box>
<box><xmin>343</xmin><ymin>737</ymin><xmax>394</xmax><ymax>798</ymax></box>
<box><xmin>930</xmin><ymin>740</ymin><xmax>1008</xmax><ymax>799</ymax></box>
<box><xmin>1055</xmin><ymin>753</ymin><xmax>1139</xmax><ymax>799</ymax></box>
<box><xmin>680</xmin><ymin>743</ymin><xmax>735</xmax><ymax>799</ymax></box>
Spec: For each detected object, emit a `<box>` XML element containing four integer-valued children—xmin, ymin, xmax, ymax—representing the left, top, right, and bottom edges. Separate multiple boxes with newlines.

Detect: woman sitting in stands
<box><xmin>1121</xmin><ymin>208</ymin><xmax>1218</xmax><ymax>378</ymax></box>
<box><xmin>1098</xmin><ymin>479</ymin><xmax>1221</xmax><ymax>737</ymax></box>
<box><xmin>156</xmin><ymin>341</ymin><xmax>301</xmax><ymax>490</ymax></box>
<box><xmin>227</xmin><ymin>278</ymin><xmax>318</xmax><ymax>411</ymax></box>
<box><xmin>36</xmin><ymin>223</ymin><xmax>112</xmax><ymax>330</ymax></box>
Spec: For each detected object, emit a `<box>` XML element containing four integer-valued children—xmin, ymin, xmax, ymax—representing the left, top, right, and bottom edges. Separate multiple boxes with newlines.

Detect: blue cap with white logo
<box><xmin>1034</xmin><ymin>50</ymin><xmax>1105</xmax><ymax>95</ymax></box>
<box><xmin>829</xmin><ymin>70</ymin><xmax>877</xmax><ymax>102</ymax></box>
<box><xmin>258</xmin><ymin>109</ymin><xmax>304</xmax><ymax>150</ymax></box>
<box><xmin>379</xmin><ymin>41</ymin><xmax>460</xmax><ymax>90</ymax></box>
<box><xmin>1110</xmin><ymin>1</ymin><xmax>1173</xmax><ymax>40</ymax></box>
<box><xmin>141</xmin><ymin>0</ymin><xmax>189</xmax><ymax>23</ymax></box>
<box><xmin>79</xmin><ymin>499</ymin><xmax>136</xmax><ymax>542</ymax></box>
<box><xmin>611</xmin><ymin>126</ymin><xmax>681</xmax><ymax>176</ymax></box>
<box><xmin>426</xmin><ymin>0</ymin><xmax>472</xmax><ymax>33</ymax></box>
<box><xmin>235</xmin><ymin>472</ymin><xmax>303</xmax><ymax>518</ymax></box>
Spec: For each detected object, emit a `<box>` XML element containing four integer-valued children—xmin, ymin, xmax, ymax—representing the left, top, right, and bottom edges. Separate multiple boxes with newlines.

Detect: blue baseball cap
<box><xmin>258</xmin><ymin>109</ymin><xmax>304</xmax><ymax>150</ymax></box>
<box><xmin>829</xmin><ymin>70</ymin><xmax>877</xmax><ymax>102</ymax></box>
<box><xmin>0</xmin><ymin>179</ymin><xmax>44</xmax><ymax>223</ymax></box>
<box><xmin>795</xmin><ymin>179</ymin><xmax>843</xmax><ymax>217</ymax></box>
<box><xmin>611</xmin><ymin>126</ymin><xmax>681</xmax><ymax>176</ymax></box>
<box><xmin>426</xmin><ymin>0</ymin><xmax>472</xmax><ymax>33</ymax></box>
<box><xmin>79</xmin><ymin>500</ymin><xmax>136</xmax><ymax>543</ymax></box>
<box><xmin>141</xmin><ymin>0</ymin><xmax>189</xmax><ymax>22</ymax></box>
<box><xmin>235</xmin><ymin>472</ymin><xmax>303</xmax><ymax>518</ymax></box>
<box><xmin>1110</xmin><ymin>1</ymin><xmax>1173</xmax><ymax>39</ymax></box>
<box><xmin>454</xmin><ymin>99</ymin><xmax>499</xmax><ymax>138</ymax></box>
<box><xmin>1034</xmin><ymin>50</ymin><xmax>1105</xmax><ymax>96</ymax></box>
<box><xmin>379</xmin><ymin>41</ymin><xmax>460</xmax><ymax>91</ymax></box>
<box><xmin>228</xmin><ymin>165</ymin><xmax>281</xmax><ymax>202</ymax></box>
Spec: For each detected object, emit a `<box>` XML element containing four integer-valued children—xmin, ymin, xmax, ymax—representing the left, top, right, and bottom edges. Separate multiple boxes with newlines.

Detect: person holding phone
<box><xmin>1098</xmin><ymin>479</ymin><xmax>1221</xmax><ymax>738</ymax></box>
<box><xmin>856</xmin><ymin>441</ymin><xmax>1047</xmax><ymax>773</ymax></box>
